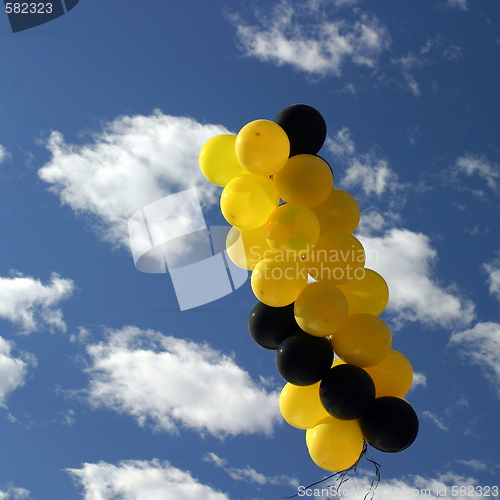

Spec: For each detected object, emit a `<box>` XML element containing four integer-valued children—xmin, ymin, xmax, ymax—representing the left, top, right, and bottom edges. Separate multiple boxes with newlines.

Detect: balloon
<box><xmin>363</xmin><ymin>350</ymin><xmax>414</xmax><ymax>398</ymax></box>
<box><xmin>312</xmin><ymin>189</ymin><xmax>361</xmax><ymax>234</ymax></box>
<box><xmin>276</xmin><ymin>334</ymin><xmax>333</xmax><ymax>386</ymax></box>
<box><xmin>251</xmin><ymin>255</ymin><xmax>308</xmax><ymax>307</ymax></box>
<box><xmin>279</xmin><ymin>382</ymin><xmax>330</xmax><ymax>429</ymax></box>
<box><xmin>331</xmin><ymin>313</ymin><xmax>392</xmax><ymax>367</ymax></box>
<box><xmin>294</xmin><ymin>281</ymin><xmax>349</xmax><ymax>337</ymax></box>
<box><xmin>320</xmin><ymin>364</ymin><xmax>375</xmax><ymax>420</ymax></box>
<box><xmin>198</xmin><ymin>134</ymin><xmax>247</xmax><ymax>187</ymax></box>
<box><xmin>273</xmin><ymin>154</ymin><xmax>333</xmax><ymax>208</ymax></box>
<box><xmin>360</xmin><ymin>397</ymin><xmax>419</xmax><ymax>453</ymax></box>
<box><xmin>306</xmin><ymin>416</ymin><xmax>364</xmax><ymax>472</ymax></box>
<box><xmin>235</xmin><ymin>119</ymin><xmax>290</xmax><ymax>176</ymax></box>
<box><xmin>274</xmin><ymin>104</ymin><xmax>327</xmax><ymax>157</ymax></box>
<box><xmin>226</xmin><ymin>225</ymin><xmax>273</xmax><ymax>270</ymax></box>
<box><xmin>248</xmin><ymin>301</ymin><xmax>304</xmax><ymax>350</ymax></box>
<box><xmin>307</xmin><ymin>232</ymin><xmax>366</xmax><ymax>285</ymax></box>
<box><xmin>337</xmin><ymin>269</ymin><xmax>389</xmax><ymax>316</ymax></box>
<box><xmin>266</xmin><ymin>203</ymin><xmax>320</xmax><ymax>255</ymax></box>
<box><xmin>220</xmin><ymin>174</ymin><xmax>278</xmax><ymax>230</ymax></box>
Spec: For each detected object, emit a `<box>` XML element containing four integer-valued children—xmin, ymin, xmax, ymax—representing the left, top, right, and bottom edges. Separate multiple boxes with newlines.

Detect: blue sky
<box><xmin>0</xmin><ymin>0</ymin><xmax>499</xmax><ymax>498</ymax></box>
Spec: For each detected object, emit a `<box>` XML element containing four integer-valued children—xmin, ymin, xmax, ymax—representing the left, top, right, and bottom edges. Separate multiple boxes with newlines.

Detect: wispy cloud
<box><xmin>228</xmin><ymin>0</ymin><xmax>390</xmax><ymax>78</ymax></box>
<box><xmin>449</xmin><ymin>322</ymin><xmax>500</xmax><ymax>397</ymax></box>
<box><xmin>483</xmin><ymin>252</ymin><xmax>500</xmax><ymax>303</ymax></box>
<box><xmin>454</xmin><ymin>154</ymin><xmax>500</xmax><ymax>193</ymax></box>
<box><xmin>0</xmin><ymin>272</ymin><xmax>74</xmax><ymax>334</ymax></box>
<box><xmin>66</xmin><ymin>459</ymin><xmax>229</xmax><ymax>500</ymax></box>
<box><xmin>411</xmin><ymin>372</ymin><xmax>428</xmax><ymax>390</ymax></box>
<box><xmin>0</xmin><ymin>336</ymin><xmax>35</xmax><ymax>407</ymax></box>
<box><xmin>420</xmin><ymin>35</ymin><xmax>462</xmax><ymax>61</ymax></box>
<box><xmin>82</xmin><ymin>326</ymin><xmax>280</xmax><ymax>437</ymax></box>
<box><xmin>0</xmin><ymin>485</ymin><xmax>31</xmax><ymax>499</ymax></box>
<box><xmin>455</xmin><ymin>459</ymin><xmax>489</xmax><ymax>472</ymax></box>
<box><xmin>422</xmin><ymin>410</ymin><xmax>450</xmax><ymax>431</ymax></box>
<box><xmin>0</xmin><ymin>145</ymin><xmax>11</xmax><ymax>164</ymax></box>
<box><xmin>203</xmin><ymin>452</ymin><xmax>298</xmax><ymax>487</ymax></box>
<box><xmin>446</xmin><ymin>0</ymin><xmax>468</xmax><ymax>11</ymax></box>
<box><xmin>327</xmin><ymin>127</ymin><xmax>408</xmax><ymax>198</ymax></box>
<box><xmin>391</xmin><ymin>52</ymin><xmax>427</xmax><ymax>96</ymax></box>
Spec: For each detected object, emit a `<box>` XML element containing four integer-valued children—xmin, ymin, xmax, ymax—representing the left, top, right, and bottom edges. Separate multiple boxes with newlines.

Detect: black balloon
<box><xmin>276</xmin><ymin>334</ymin><xmax>333</xmax><ymax>386</ymax></box>
<box><xmin>275</xmin><ymin>104</ymin><xmax>327</xmax><ymax>157</ymax></box>
<box><xmin>360</xmin><ymin>397</ymin><xmax>419</xmax><ymax>453</ymax></box>
<box><xmin>320</xmin><ymin>364</ymin><xmax>375</xmax><ymax>420</ymax></box>
<box><xmin>248</xmin><ymin>302</ymin><xmax>304</xmax><ymax>350</ymax></box>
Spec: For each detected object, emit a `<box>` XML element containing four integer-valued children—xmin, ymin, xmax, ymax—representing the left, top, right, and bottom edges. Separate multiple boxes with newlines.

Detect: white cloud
<box><xmin>0</xmin><ymin>145</ymin><xmax>11</xmax><ymax>164</ymax></box>
<box><xmin>342</xmin><ymin>156</ymin><xmax>401</xmax><ymax>196</ymax></box>
<box><xmin>0</xmin><ymin>485</ymin><xmax>30</xmax><ymax>500</ymax></box>
<box><xmin>326</xmin><ymin>127</ymin><xmax>356</xmax><ymax>157</ymax></box>
<box><xmin>327</xmin><ymin>127</ymin><xmax>406</xmax><ymax>197</ymax></box>
<box><xmin>408</xmin><ymin>125</ymin><xmax>421</xmax><ymax>145</ymax></box>
<box><xmin>411</xmin><ymin>372</ymin><xmax>427</xmax><ymax>390</ymax></box>
<box><xmin>455</xmin><ymin>459</ymin><xmax>489</xmax><ymax>472</ymax></box>
<box><xmin>84</xmin><ymin>326</ymin><xmax>280</xmax><ymax>437</ymax></box>
<box><xmin>357</xmin><ymin>210</ymin><xmax>402</xmax><ymax>235</ymax></box>
<box><xmin>0</xmin><ymin>337</ymin><xmax>34</xmax><ymax>407</ymax></box>
<box><xmin>66</xmin><ymin>459</ymin><xmax>229</xmax><ymax>500</ymax></box>
<box><xmin>391</xmin><ymin>53</ymin><xmax>426</xmax><ymax>96</ymax></box>
<box><xmin>38</xmin><ymin>111</ymin><xmax>227</xmax><ymax>253</ymax></box>
<box><xmin>483</xmin><ymin>253</ymin><xmax>500</xmax><ymax>303</ymax></box>
<box><xmin>229</xmin><ymin>1</ymin><xmax>390</xmax><ymax>78</ymax></box>
<box><xmin>358</xmin><ymin>226</ymin><xmax>475</xmax><ymax>329</ymax></box>
<box><xmin>449</xmin><ymin>322</ymin><xmax>500</xmax><ymax>396</ymax></box>
<box><xmin>422</xmin><ymin>410</ymin><xmax>449</xmax><ymax>431</ymax></box>
<box><xmin>420</xmin><ymin>36</ymin><xmax>462</xmax><ymax>61</ymax></box>
<box><xmin>447</xmin><ymin>0</ymin><xmax>468</xmax><ymax>10</ymax></box>
<box><xmin>0</xmin><ymin>273</ymin><xmax>74</xmax><ymax>334</ymax></box>
<box><xmin>455</xmin><ymin>154</ymin><xmax>500</xmax><ymax>193</ymax></box>
<box><xmin>203</xmin><ymin>453</ymin><xmax>298</xmax><ymax>487</ymax></box>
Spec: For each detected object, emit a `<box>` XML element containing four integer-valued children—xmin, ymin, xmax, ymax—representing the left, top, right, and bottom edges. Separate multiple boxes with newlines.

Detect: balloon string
<box><xmin>284</xmin><ymin>443</ymin><xmax>381</xmax><ymax>499</ymax></box>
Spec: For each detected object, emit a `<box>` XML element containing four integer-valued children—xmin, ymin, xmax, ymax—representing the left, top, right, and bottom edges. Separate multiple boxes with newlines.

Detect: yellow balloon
<box><xmin>235</xmin><ymin>120</ymin><xmax>290</xmax><ymax>176</ymax></box>
<box><xmin>266</xmin><ymin>203</ymin><xmax>320</xmax><ymax>256</ymax></box>
<box><xmin>363</xmin><ymin>349</ymin><xmax>414</xmax><ymax>398</ymax></box>
<box><xmin>279</xmin><ymin>382</ymin><xmax>330</xmax><ymax>430</ymax></box>
<box><xmin>306</xmin><ymin>416</ymin><xmax>364</xmax><ymax>472</ymax></box>
<box><xmin>199</xmin><ymin>134</ymin><xmax>247</xmax><ymax>187</ymax></box>
<box><xmin>220</xmin><ymin>174</ymin><xmax>278</xmax><ymax>230</ymax></box>
<box><xmin>226</xmin><ymin>225</ymin><xmax>274</xmax><ymax>270</ymax></box>
<box><xmin>331</xmin><ymin>313</ymin><xmax>392</xmax><ymax>367</ymax></box>
<box><xmin>251</xmin><ymin>256</ymin><xmax>308</xmax><ymax>307</ymax></box>
<box><xmin>307</xmin><ymin>232</ymin><xmax>365</xmax><ymax>285</ymax></box>
<box><xmin>337</xmin><ymin>269</ymin><xmax>389</xmax><ymax>316</ymax></box>
<box><xmin>294</xmin><ymin>281</ymin><xmax>349</xmax><ymax>337</ymax></box>
<box><xmin>273</xmin><ymin>154</ymin><xmax>333</xmax><ymax>208</ymax></box>
<box><xmin>312</xmin><ymin>189</ymin><xmax>361</xmax><ymax>234</ymax></box>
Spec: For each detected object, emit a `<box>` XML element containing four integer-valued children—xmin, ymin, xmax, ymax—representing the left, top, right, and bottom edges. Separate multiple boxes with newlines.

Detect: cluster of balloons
<box><xmin>199</xmin><ymin>104</ymin><xmax>418</xmax><ymax>473</ymax></box>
